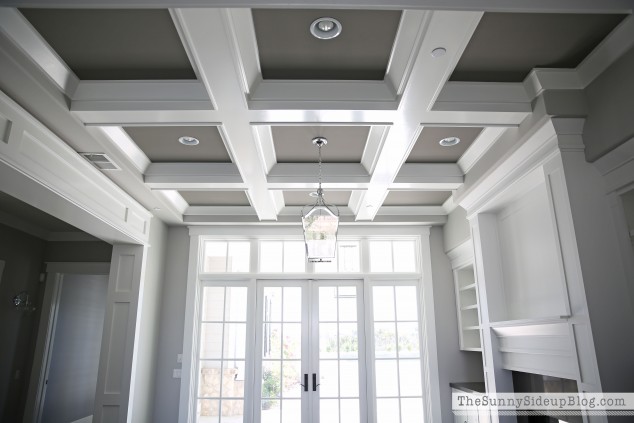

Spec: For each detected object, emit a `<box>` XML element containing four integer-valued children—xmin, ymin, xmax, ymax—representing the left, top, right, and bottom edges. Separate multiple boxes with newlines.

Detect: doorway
<box><xmin>194</xmin><ymin>279</ymin><xmax>425</xmax><ymax>423</ymax></box>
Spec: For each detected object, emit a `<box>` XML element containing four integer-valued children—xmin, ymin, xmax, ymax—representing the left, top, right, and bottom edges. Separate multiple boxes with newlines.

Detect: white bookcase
<box><xmin>454</xmin><ymin>263</ymin><xmax>482</xmax><ymax>351</ymax></box>
<box><xmin>448</xmin><ymin>241</ymin><xmax>482</xmax><ymax>352</ymax></box>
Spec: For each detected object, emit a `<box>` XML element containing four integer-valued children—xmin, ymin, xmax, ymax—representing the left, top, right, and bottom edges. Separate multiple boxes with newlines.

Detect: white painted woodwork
<box><xmin>93</xmin><ymin>244</ymin><xmax>147</xmax><ymax>423</ymax></box>
<box><xmin>434</xmin><ymin>82</ymin><xmax>532</xmax><ymax>113</ymax></box>
<box><xmin>0</xmin><ymin>91</ymin><xmax>151</xmax><ymax>244</ymax></box>
<box><xmin>144</xmin><ymin>163</ymin><xmax>244</xmax><ymax>190</ymax></box>
<box><xmin>0</xmin><ymin>8</ymin><xmax>79</xmax><ymax>96</ymax></box>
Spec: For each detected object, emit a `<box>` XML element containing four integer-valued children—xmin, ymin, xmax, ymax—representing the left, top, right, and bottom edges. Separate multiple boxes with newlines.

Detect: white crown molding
<box><xmin>0</xmin><ymin>90</ymin><xmax>152</xmax><ymax>244</ymax></box>
<box><xmin>144</xmin><ymin>162</ymin><xmax>244</xmax><ymax>189</ymax></box>
<box><xmin>0</xmin><ymin>8</ymin><xmax>79</xmax><ymax>96</ymax></box>
<box><xmin>446</xmin><ymin>239</ymin><xmax>474</xmax><ymax>269</ymax></box>
<box><xmin>593</xmin><ymin>135</ymin><xmax>634</xmax><ymax>194</ymax></box>
<box><xmin>458</xmin><ymin>126</ymin><xmax>507</xmax><ymax>174</ymax></box>
<box><xmin>434</xmin><ymin>81</ymin><xmax>532</xmax><ymax>113</ymax></box>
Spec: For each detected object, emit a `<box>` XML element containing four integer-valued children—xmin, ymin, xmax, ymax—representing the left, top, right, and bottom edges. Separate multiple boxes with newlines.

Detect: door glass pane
<box><xmin>340</xmin><ymin>399</ymin><xmax>360</xmax><ymax>423</ymax></box>
<box><xmin>261</xmin><ymin>400</ymin><xmax>280</xmax><ymax>423</ymax></box>
<box><xmin>339</xmin><ymin>361</ymin><xmax>359</xmax><ymax>397</ymax></box>
<box><xmin>320</xmin><ymin>399</ymin><xmax>339</xmax><ymax>423</ymax></box>
<box><xmin>339</xmin><ymin>323</ymin><xmax>358</xmax><ymax>359</ymax></box>
<box><xmin>224</xmin><ymin>323</ymin><xmax>246</xmax><ymax>359</ymax></box>
<box><xmin>261</xmin><ymin>361</ymin><xmax>281</xmax><ymax>398</ymax></box>
<box><xmin>283</xmin><ymin>287</ymin><xmax>302</xmax><ymax>322</ymax></box>
<box><xmin>319</xmin><ymin>323</ymin><xmax>338</xmax><ymax>359</ymax></box>
<box><xmin>282</xmin><ymin>361</ymin><xmax>302</xmax><ymax>398</ymax></box>
<box><xmin>200</xmin><ymin>323</ymin><xmax>224</xmax><ymax>359</ymax></box>
<box><xmin>338</xmin><ymin>286</ymin><xmax>357</xmax><ymax>322</ymax></box>
<box><xmin>282</xmin><ymin>323</ymin><xmax>301</xmax><ymax>359</ymax></box>
<box><xmin>398</xmin><ymin>322</ymin><xmax>420</xmax><ymax>357</ymax></box>
<box><xmin>373</xmin><ymin>322</ymin><xmax>397</xmax><ymax>358</ymax></box>
<box><xmin>262</xmin><ymin>323</ymin><xmax>282</xmax><ymax>359</ymax></box>
<box><xmin>375</xmin><ymin>360</ymin><xmax>399</xmax><ymax>397</ymax></box>
<box><xmin>202</xmin><ymin>287</ymin><xmax>225</xmax><ymax>321</ymax></box>
<box><xmin>372</xmin><ymin>286</ymin><xmax>395</xmax><ymax>321</ymax></box>
<box><xmin>395</xmin><ymin>286</ymin><xmax>418</xmax><ymax>321</ymax></box>
<box><xmin>263</xmin><ymin>287</ymin><xmax>282</xmax><ymax>321</ymax></box>
<box><xmin>319</xmin><ymin>287</ymin><xmax>338</xmax><ymax>321</ymax></box>
<box><xmin>401</xmin><ymin>398</ymin><xmax>424</xmax><ymax>423</ymax></box>
<box><xmin>399</xmin><ymin>360</ymin><xmax>422</xmax><ymax>396</ymax></box>
<box><xmin>281</xmin><ymin>399</ymin><xmax>301</xmax><ymax>423</ymax></box>
<box><xmin>198</xmin><ymin>399</ymin><xmax>219</xmax><ymax>423</ymax></box>
<box><xmin>198</xmin><ymin>361</ymin><xmax>222</xmax><ymax>397</ymax></box>
<box><xmin>226</xmin><ymin>287</ymin><xmax>248</xmax><ymax>321</ymax></box>
<box><xmin>319</xmin><ymin>360</ymin><xmax>339</xmax><ymax>397</ymax></box>
<box><xmin>376</xmin><ymin>398</ymin><xmax>400</xmax><ymax>423</ymax></box>
<box><xmin>220</xmin><ymin>399</ymin><xmax>244</xmax><ymax>423</ymax></box>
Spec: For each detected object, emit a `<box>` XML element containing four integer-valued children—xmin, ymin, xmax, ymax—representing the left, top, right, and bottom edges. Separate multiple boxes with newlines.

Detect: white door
<box><xmin>254</xmin><ymin>280</ymin><xmax>367</xmax><ymax>423</ymax></box>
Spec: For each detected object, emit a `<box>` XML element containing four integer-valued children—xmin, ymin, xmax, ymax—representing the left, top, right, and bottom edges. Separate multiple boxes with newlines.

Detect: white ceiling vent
<box><xmin>80</xmin><ymin>153</ymin><xmax>120</xmax><ymax>171</ymax></box>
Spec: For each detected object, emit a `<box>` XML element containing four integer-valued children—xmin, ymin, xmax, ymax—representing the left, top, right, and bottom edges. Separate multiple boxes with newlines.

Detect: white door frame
<box><xmin>23</xmin><ymin>262</ymin><xmax>110</xmax><ymax>423</ymax></box>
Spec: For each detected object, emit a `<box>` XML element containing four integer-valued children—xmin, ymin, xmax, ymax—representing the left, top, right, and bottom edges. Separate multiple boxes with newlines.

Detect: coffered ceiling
<box><xmin>1</xmin><ymin>1</ymin><xmax>631</xmax><ymax>226</ymax></box>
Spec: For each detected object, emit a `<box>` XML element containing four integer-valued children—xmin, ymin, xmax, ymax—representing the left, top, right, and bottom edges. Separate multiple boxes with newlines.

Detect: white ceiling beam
<box><xmin>71</xmin><ymin>80</ymin><xmax>216</xmax><ymax>125</ymax></box>
<box><xmin>433</xmin><ymin>81</ymin><xmax>532</xmax><ymax>113</ymax></box>
<box><xmin>356</xmin><ymin>10</ymin><xmax>483</xmax><ymax>220</ymax></box>
<box><xmin>174</xmin><ymin>8</ymin><xmax>278</xmax><ymax>220</ymax></box>
<box><xmin>0</xmin><ymin>8</ymin><xmax>79</xmax><ymax>96</ymax></box>
<box><xmin>394</xmin><ymin>163</ymin><xmax>464</xmax><ymax>188</ymax></box>
<box><xmin>144</xmin><ymin>163</ymin><xmax>245</xmax><ymax>189</ymax></box>
<box><xmin>360</xmin><ymin>125</ymin><xmax>390</xmax><ymax>174</ymax></box>
<box><xmin>9</xmin><ymin>1</ymin><xmax>633</xmax><ymax>13</ymax></box>
<box><xmin>457</xmin><ymin>126</ymin><xmax>507</xmax><ymax>174</ymax></box>
<box><xmin>99</xmin><ymin>126</ymin><xmax>152</xmax><ymax>174</ymax></box>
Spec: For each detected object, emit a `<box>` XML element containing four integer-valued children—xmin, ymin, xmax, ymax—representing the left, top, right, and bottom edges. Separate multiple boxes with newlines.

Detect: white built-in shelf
<box><xmin>488</xmin><ymin>316</ymin><xmax>569</xmax><ymax>328</ymax></box>
<box><xmin>453</xmin><ymin>262</ymin><xmax>482</xmax><ymax>352</ymax></box>
<box><xmin>461</xmin><ymin>304</ymin><xmax>479</xmax><ymax>311</ymax></box>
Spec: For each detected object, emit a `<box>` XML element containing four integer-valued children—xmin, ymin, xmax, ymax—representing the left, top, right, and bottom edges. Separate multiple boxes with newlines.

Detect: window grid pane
<box><xmin>203</xmin><ymin>241</ymin><xmax>251</xmax><ymax>273</ymax></box>
<box><xmin>372</xmin><ymin>284</ymin><xmax>424</xmax><ymax>423</ymax></box>
<box><xmin>198</xmin><ymin>284</ymin><xmax>247</xmax><ymax>423</ymax></box>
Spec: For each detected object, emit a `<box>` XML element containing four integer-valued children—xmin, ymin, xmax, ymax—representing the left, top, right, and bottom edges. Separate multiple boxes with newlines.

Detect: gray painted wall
<box><xmin>44</xmin><ymin>240</ymin><xmax>112</xmax><ymax>263</ymax></box>
<box><xmin>130</xmin><ymin>218</ymin><xmax>169</xmax><ymax>423</ymax></box>
<box><xmin>583</xmin><ymin>46</ymin><xmax>634</xmax><ymax>162</ymax></box>
<box><xmin>152</xmin><ymin>226</ymin><xmax>190</xmax><ymax>423</ymax></box>
<box><xmin>41</xmin><ymin>273</ymin><xmax>108</xmax><ymax>423</ymax></box>
<box><xmin>430</xmin><ymin>227</ymin><xmax>484</xmax><ymax>423</ymax></box>
<box><xmin>150</xmin><ymin>227</ymin><xmax>484</xmax><ymax>422</ymax></box>
<box><xmin>0</xmin><ymin>223</ymin><xmax>46</xmax><ymax>422</ymax></box>
<box><xmin>443</xmin><ymin>206</ymin><xmax>471</xmax><ymax>253</ymax></box>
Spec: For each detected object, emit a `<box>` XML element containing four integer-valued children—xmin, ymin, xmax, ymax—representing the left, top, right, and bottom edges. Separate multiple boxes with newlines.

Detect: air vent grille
<box><xmin>80</xmin><ymin>153</ymin><xmax>120</xmax><ymax>171</ymax></box>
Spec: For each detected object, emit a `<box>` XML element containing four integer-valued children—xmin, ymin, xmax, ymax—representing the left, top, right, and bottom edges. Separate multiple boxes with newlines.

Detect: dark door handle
<box><xmin>300</xmin><ymin>373</ymin><xmax>308</xmax><ymax>392</ymax></box>
<box><xmin>312</xmin><ymin>373</ymin><xmax>320</xmax><ymax>391</ymax></box>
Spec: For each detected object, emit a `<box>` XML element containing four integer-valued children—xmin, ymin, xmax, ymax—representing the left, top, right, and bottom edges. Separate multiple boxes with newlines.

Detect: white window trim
<box><xmin>178</xmin><ymin>225</ymin><xmax>441</xmax><ymax>423</ymax></box>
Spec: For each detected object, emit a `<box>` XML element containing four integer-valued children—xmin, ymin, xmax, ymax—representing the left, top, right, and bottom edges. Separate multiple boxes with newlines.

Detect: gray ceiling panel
<box><xmin>253</xmin><ymin>9</ymin><xmax>402</xmax><ymax>80</ymax></box>
<box><xmin>273</xmin><ymin>126</ymin><xmax>369</xmax><ymax>163</ymax></box>
<box><xmin>123</xmin><ymin>126</ymin><xmax>231</xmax><ymax>163</ymax></box>
<box><xmin>406</xmin><ymin>127</ymin><xmax>483</xmax><ymax>163</ymax></box>
<box><xmin>180</xmin><ymin>191</ymin><xmax>251</xmax><ymax>206</ymax></box>
<box><xmin>383</xmin><ymin>191</ymin><xmax>451</xmax><ymax>206</ymax></box>
<box><xmin>451</xmin><ymin>13</ymin><xmax>626</xmax><ymax>82</ymax></box>
<box><xmin>20</xmin><ymin>9</ymin><xmax>196</xmax><ymax>80</ymax></box>
<box><xmin>284</xmin><ymin>190</ymin><xmax>351</xmax><ymax>206</ymax></box>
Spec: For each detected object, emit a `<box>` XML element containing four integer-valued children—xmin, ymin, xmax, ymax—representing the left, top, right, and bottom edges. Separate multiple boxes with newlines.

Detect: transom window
<box><xmin>199</xmin><ymin>238</ymin><xmax>418</xmax><ymax>274</ymax></box>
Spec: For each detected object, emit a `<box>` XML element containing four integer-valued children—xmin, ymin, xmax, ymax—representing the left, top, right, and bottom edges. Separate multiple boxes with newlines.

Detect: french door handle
<box><xmin>312</xmin><ymin>373</ymin><xmax>320</xmax><ymax>391</ymax></box>
<box><xmin>300</xmin><ymin>373</ymin><xmax>308</xmax><ymax>392</ymax></box>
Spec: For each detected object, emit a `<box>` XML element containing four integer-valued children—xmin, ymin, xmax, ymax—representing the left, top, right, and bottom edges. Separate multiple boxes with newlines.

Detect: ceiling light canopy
<box><xmin>302</xmin><ymin>137</ymin><xmax>339</xmax><ymax>263</ymax></box>
<box><xmin>439</xmin><ymin>136</ymin><xmax>461</xmax><ymax>147</ymax></box>
<box><xmin>178</xmin><ymin>136</ymin><xmax>200</xmax><ymax>146</ymax></box>
<box><xmin>310</xmin><ymin>17</ymin><xmax>342</xmax><ymax>40</ymax></box>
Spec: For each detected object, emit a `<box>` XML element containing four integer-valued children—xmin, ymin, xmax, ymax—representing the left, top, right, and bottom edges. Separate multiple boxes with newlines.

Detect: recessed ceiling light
<box><xmin>310</xmin><ymin>17</ymin><xmax>342</xmax><ymax>40</ymax></box>
<box><xmin>178</xmin><ymin>136</ymin><xmax>199</xmax><ymax>146</ymax></box>
<box><xmin>439</xmin><ymin>137</ymin><xmax>461</xmax><ymax>147</ymax></box>
<box><xmin>431</xmin><ymin>47</ymin><xmax>447</xmax><ymax>58</ymax></box>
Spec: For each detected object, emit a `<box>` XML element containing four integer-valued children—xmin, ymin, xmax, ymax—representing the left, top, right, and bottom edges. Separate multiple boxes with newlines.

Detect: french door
<box><xmin>253</xmin><ymin>280</ymin><xmax>367</xmax><ymax>423</ymax></box>
<box><xmin>194</xmin><ymin>279</ymin><xmax>426</xmax><ymax>423</ymax></box>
